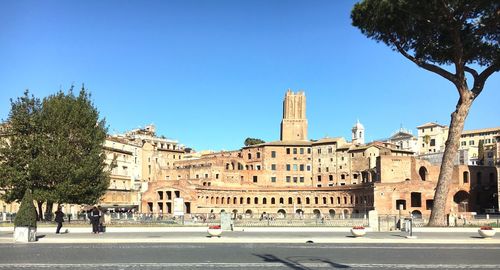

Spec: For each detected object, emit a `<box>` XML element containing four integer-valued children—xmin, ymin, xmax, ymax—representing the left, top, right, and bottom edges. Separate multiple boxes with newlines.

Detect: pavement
<box><xmin>1</xmin><ymin>225</ymin><xmax>499</xmax><ymax>244</ymax></box>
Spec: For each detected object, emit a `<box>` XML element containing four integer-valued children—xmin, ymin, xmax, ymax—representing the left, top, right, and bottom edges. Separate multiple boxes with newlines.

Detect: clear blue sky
<box><xmin>1</xmin><ymin>0</ymin><xmax>499</xmax><ymax>151</ymax></box>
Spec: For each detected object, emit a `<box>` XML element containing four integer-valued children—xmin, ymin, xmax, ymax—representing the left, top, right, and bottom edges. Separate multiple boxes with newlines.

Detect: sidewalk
<box><xmin>1</xmin><ymin>226</ymin><xmax>499</xmax><ymax>244</ymax></box>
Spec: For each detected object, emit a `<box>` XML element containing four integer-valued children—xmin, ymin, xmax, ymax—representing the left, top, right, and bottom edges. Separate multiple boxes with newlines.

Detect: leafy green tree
<box><xmin>38</xmin><ymin>87</ymin><xmax>109</xmax><ymax>209</ymax></box>
<box><xmin>14</xmin><ymin>189</ymin><xmax>37</xmax><ymax>228</ymax></box>
<box><xmin>477</xmin><ymin>140</ymin><xmax>485</xmax><ymax>165</ymax></box>
<box><xmin>1</xmin><ymin>87</ymin><xmax>110</xmax><ymax>219</ymax></box>
<box><xmin>244</xmin><ymin>137</ymin><xmax>265</xmax><ymax>146</ymax></box>
<box><xmin>0</xmin><ymin>91</ymin><xmax>42</xmax><ymax>204</ymax></box>
<box><xmin>352</xmin><ymin>0</ymin><xmax>499</xmax><ymax>226</ymax></box>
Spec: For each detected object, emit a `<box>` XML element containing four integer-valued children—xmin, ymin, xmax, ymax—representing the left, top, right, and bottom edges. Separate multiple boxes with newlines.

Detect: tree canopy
<box><xmin>244</xmin><ymin>137</ymin><xmax>265</xmax><ymax>146</ymax></box>
<box><xmin>352</xmin><ymin>0</ymin><xmax>499</xmax><ymax>226</ymax></box>
<box><xmin>0</xmin><ymin>87</ymin><xmax>109</xmax><ymax>209</ymax></box>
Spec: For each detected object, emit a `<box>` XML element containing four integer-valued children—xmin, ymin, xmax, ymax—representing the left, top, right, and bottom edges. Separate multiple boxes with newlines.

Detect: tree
<box><xmin>477</xmin><ymin>139</ymin><xmax>485</xmax><ymax>165</ymax></box>
<box><xmin>0</xmin><ymin>91</ymin><xmax>42</xmax><ymax>204</ymax></box>
<box><xmin>1</xmin><ymin>87</ymin><xmax>110</xmax><ymax>219</ymax></box>
<box><xmin>244</xmin><ymin>137</ymin><xmax>265</xmax><ymax>146</ymax></box>
<box><xmin>37</xmin><ymin>86</ymin><xmax>109</xmax><ymax>208</ymax></box>
<box><xmin>14</xmin><ymin>189</ymin><xmax>37</xmax><ymax>228</ymax></box>
<box><xmin>352</xmin><ymin>0</ymin><xmax>499</xmax><ymax>226</ymax></box>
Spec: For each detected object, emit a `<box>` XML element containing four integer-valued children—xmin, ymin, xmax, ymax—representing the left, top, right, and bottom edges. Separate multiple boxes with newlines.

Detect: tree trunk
<box><xmin>36</xmin><ymin>201</ymin><xmax>44</xmax><ymax>221</ymax></box>
<box><xmin>428</xmin><ymin>91</ymin><xmax>474</xmax><ymax>226</ymax></box>
<box><xmin>45</xmin><ymin>201</ymin><xmax>54</xmax><ymax>221</ymax></box>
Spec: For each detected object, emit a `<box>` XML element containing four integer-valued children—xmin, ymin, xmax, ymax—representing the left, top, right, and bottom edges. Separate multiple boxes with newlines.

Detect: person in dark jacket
<box><xmin>54</xmin><ymin>206</ymin><xmax>65</xmax><ymax>234</ymax></box>
<box><xmin>89</xmin><ymin>206</ymin><xmax>100</xmax><ymax>234</ymax></box>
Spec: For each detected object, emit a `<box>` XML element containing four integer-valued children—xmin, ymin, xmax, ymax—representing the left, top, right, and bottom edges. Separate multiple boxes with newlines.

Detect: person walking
<box><xmin>54</xmin><ymin>206</ymin><xmax>65</xmax><ymax>234</ymax></box>
<box><xmin>89</xmin><ymin>206</ymin><xmax>101</xmax><ymax>234</ymax></box>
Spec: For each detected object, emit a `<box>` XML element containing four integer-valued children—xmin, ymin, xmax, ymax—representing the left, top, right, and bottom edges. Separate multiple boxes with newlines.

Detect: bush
<box><xmin>14</xmin><ymin>190</ymin><xmax>37</xmax><ymax>228</ymax></box>
<box><xmin>480</xmin><ymin>226</ymin><xmax>493</xmax><ymax>230</ymax></box>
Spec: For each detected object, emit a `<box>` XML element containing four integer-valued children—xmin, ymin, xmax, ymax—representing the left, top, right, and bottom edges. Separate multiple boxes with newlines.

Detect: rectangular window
<box><xmin>299</xmin><ymin>164</ymin><xmax>304</xmax><ymax>171</ymax></box>
<box><xmin>271</xmin><ymin>176</ymin><xmax>276</xmax><ymax>183</ymax></box>
<box><xmin>307</xmin><ymin>148</ymin><xmax>311</xmax><ymax>154</ymax></box>
<box><xmin>318</xmin><ymin>167</ymin><xmax>321</xmax><ymax>173</ymax></box>
<box><xmin>286</xmin><ymin>176</ymin><xmax>291</xmax><ymax>183</ymax></box>
<box><xmin>317</xmin><ymin>176</ymin><xmax>322</xmax><ymax>182</ymax></box>
<box><xmin>307</xmin><ymin>165</ymin><xmax>311</xmax><ymax>171</ymax></box>
<box><xmin>411</xmin><ymin>192</ymin><xmax>422</xmax><ymax>207</ymax></box>
<box><xmin>430</xmin><ymin>139</ymin><xmax>436</xmax><ymax>146</ymax></box>
<box><xmin>300</xmin><ymin>148</ymin><xmax>304</xmax><ymax>154</ymax></box>
<box><xmin>469</xmin><ymin>140</ymin><xmax>474</xmax><ymax>145</ymax></box>
<box><xmin>271</xmin><ymin>151</ymin><xmax>276</xmax><ymax>158</ymax></box>
<box><xmin>293</xmin><ymin>177</ymin><xmax>298</xmax><ymax>183</ymax></box>
<box><xmin>286</xmin><ymin>164</ymin><xmax>291</xmax><ymax>171</ymax></box>
<box><xmin>271</xmin><ymin>164</ymin><xmax>276</xmax><ymax>170</ymax></box>
<box><xmin>317</xmin><ymin>148</ymin><xmax>321</xmax><ymax>154</ymax></box>
<box><xmin>293</xmin><ymin>148</ymin><xmax>297</xmax><ymax>154</ymax></box>
<box><xmin>293</xmin><ymin>164</ymin><xmax>298</xmax><ymax>171</ymax></box>
<box><xmin>253</xmin><ymin>176</ymin><xmax>258</xmax><ymax>183</ymax></box>
<box><xmin>299</xmin><ymin>177</ymin><xmax>304</xmax><ymax>182</ymax></box>
<box><xmin>426</xmin><ymin>200</ymin><xmax>433</xmax><ymax>210</ymax></box>
<box><xmin>286</xmin><ymin>148</ymin><xmax>290</xmax><ymax>154</ymax></box>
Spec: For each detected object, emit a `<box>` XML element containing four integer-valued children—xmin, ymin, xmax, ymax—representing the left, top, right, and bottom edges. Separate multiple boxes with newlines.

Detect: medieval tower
<box><xmin>280</xmin><ymin>89</ymin><xmax>308</xmax><ymax>141</ymax></box>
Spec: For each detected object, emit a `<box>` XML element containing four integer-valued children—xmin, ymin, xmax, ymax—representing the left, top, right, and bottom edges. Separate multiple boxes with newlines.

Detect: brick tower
<box><xmin>280</xmin><ymin>89</ymin><xmax>308</xmax><ymax>141</ymax></box>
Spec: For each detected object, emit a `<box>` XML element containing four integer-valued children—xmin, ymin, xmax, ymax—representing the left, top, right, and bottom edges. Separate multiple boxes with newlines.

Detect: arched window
<box><xmin>247</xmin><ymin>197</ymin><xmax>251</xmax><ymax>204</ymax></box>
<box><xmin>271</xmin><ymin>197</ymin><xmax>276</xmax><ymax>204</ymax></box>
<box><xmin>248</xmin><ymin>153</ymin><xmax>252</xmax><ymax>159</ymax></box>
<box><xmin>463</xmin><ymin>171</ymin><xmax>469</xmax><ymax>183</ymax></box>
<box><xmin>330</xmin><ymin>197</ymin><xmax>334</xmax><ymax>204</ymax></box>
<box><xmin>254</xmin><ymin>197</ymin><xmax>259</xmax><ymax>204</ymax></box>
<box><xmin>315</xmin><ymin>197</ymin><xmax>319</xmax><ymax>204</ymax></box>
<box><xmin>419</xmin><ymin>166</ymin><xmax>428</xmax><ymax>181</ymax></box>
<box><xmin>279</xmin><ymin>197</ymin><xmax>284</xmax><ymax>204</ymax></box>
<box><xmin>306</xmin><ymin>197</ymin><xmax>310</xmax><ymax>204</ymax></box>
<box><xmin>263</xmin><ymin>198</ymin><xmax>267</xmax><ymax>204</ymax></box>
<box><xmin>322</xmin><ymin>197</ymin><xmax>327</xmax><ymax>204</ymax></box>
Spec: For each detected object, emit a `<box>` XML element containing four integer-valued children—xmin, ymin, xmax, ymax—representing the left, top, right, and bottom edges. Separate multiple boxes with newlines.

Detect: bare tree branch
<box><xmin>392</xmin><ymin>40</ymin><xmax>458</xmax><ymax>85</ymax></box>
<box><xmin>471</xmin><ymin>63</ymin><xmax>500</xmax><ymax>96</ymax></box>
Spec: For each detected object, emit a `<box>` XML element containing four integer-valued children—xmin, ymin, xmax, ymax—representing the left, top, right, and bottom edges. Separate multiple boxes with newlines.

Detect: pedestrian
<box><xmin>98</xmin><ymin>206</ymin><xmax>105</xmax><ymax>233</ymax></box>
<box><xmin>89</xmin><ymin>206</ymin><xmax>100</xmax><ymax>234</ymax></box>
<box><xmin>54</xmin><ymin>206</ymin><xmax>65</xmax><ymax>234</ymax></box>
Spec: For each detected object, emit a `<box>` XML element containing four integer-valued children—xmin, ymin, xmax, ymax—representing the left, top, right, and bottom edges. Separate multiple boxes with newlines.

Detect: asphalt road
<box><xmin>0</xmin><ymin>243</ymin><xmax>499</xmax><ymax>269</ymax></box>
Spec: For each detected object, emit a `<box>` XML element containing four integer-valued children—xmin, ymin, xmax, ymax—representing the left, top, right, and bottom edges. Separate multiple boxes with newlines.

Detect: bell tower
<box><xmin>280</xmin><ymin>89</ymin><xmax>308</xmax><ymax>141</ymax></box>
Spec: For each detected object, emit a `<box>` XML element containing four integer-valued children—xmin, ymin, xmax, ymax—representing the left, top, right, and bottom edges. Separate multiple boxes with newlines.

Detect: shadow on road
<box><xmin>254</xmin><ymin>253</ymin><xmax>350</xmax><ymax>269</ymax></box>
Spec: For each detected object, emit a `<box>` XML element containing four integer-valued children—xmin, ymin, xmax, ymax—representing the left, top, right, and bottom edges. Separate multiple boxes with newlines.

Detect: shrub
<box><xmin>209</xmin><ymin>225</ymin><xmax>221</xmax><ymax>229</ymax></box>
<box><xmin>14</xmin><ymin>190</ymin><xmax>37</xmax><ymax>228</ymax></box>
<box><xmin>480</xmin><ymin>226</ymin><xmax>493</xmax><ymax>230</ymax></box>
<box><xmin>352</xmin><ymin>226</ymin><xmax>365</xmax><ymax>230</ymax></box>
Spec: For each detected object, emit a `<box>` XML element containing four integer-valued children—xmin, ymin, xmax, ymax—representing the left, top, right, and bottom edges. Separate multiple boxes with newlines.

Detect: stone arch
<box><xmin>271</xmin><ymin>197</ymin><xmax>276</xmax><ymax>204</ymax></box>
<box><xmin>411</xmin><ymin>210</ymin><xmax>422</xmax><ymax>218</ymax></box>
<box><xmin>453</xmin><ymin>190</ymin><xmax>470</xmax><ymax>212</ymax></box>
<box><xmin>329</xmin><ymin>209</ymin><xmax>336</xmax><ymax>218</ymax></box>
<box><xmin>343</xmin><ymin>209</ymin><xmax>349</xmax><ymax>218</ymax></box>
<box><xmin>419</xmin><ymin>166</ymin><xmax>428</xmax><ymax>181</ymax></box>
<box><xmin>313</xmin><ymin>209</ymin><xmax>321</xmax><ymax>218</ymax></box>
<box><xmin>288</xmin><ymin>197</ymin><xmax>293</xmax><ymax>204</ymax></box>
<box><xmin>246</xmin><ymin>197</ymin><xmax>251</xmax><ymax>204</ymax></box>
<box><xmin>245</xmin><ymin>209</ymin><xmax>253</xmax><ymax>217</ymax></box>
<box><xmin>296</xmin><ymin>209</ymin><xmax>304</xmax><ymax>215</ymax></box>
<box><xmin>277</xmin><ymin>209</ymin><xmax>286</xmax><ymax>218</ymax></box>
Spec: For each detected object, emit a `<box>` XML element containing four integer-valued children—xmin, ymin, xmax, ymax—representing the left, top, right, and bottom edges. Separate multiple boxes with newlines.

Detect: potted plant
<box><xmin>350</xmin><ymin>225</ymin><xmax>366</xmax><ymax>237</ymax></box>
<box><xmin>478</xmin><ymin>225</ymin><xmax>496</xmax><ymax>238</ymax></box>
<box><xmin>13</xmin><ymin>190</ymin><xmax>37</xmax><ymax>242</ymax></box>
<box><xmin>207</xmin><ymin>225</ymin><xmax>222</xmax><ymax>237</ymax></box>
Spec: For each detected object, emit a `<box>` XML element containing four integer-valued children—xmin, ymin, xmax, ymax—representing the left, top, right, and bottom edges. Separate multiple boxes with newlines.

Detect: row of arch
<box><xmin>199</xmin><ymin>195</ymin><xmax>373</xmax><ymax>206</ymax></box>
<box><xmin>221</xmin><ymin>208</ymin><xmax>355</xmax><ymax>218</ymax></box>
